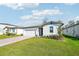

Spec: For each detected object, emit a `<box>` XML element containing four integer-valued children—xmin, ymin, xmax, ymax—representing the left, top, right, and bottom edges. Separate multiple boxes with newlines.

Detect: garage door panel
<box><xmin>23</xmin><ymin>31</ymin><xmax>35</xmax><ymax>37</ymax></box>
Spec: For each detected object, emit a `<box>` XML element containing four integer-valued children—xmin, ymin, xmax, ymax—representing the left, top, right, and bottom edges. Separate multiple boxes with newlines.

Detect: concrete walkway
<box><xmin>0</xmin><ymin>36</ymin><xmax>33</xmax><ymax>47</ymax></box>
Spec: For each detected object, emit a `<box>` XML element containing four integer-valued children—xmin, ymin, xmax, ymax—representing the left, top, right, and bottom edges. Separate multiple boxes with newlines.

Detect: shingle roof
<box><xmin>0</xmin><ymin>23</ymin><xmax>17</xmax><ymax>26</ymax></box>
<box><xmin>62</xmin><ymin>22</ymin><xmax>79</xmax><ymax>30</ymax></box>
<box><xmin>41</xmin><ymin>21</ymin><xmax>64</xmax><ymax>27</ymax></box>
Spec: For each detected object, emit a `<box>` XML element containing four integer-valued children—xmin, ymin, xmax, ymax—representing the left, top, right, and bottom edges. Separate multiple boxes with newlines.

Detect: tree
<box><xmin>57</xmin><ymin>20</ymin><xmax>64</xmax><ymax>40</ymax></box>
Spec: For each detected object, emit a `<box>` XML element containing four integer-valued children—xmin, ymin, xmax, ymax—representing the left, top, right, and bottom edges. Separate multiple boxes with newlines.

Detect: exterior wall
<box><xmin>0</xmin><ymin>25</ymin><xmax>7</xmax><ymax>35</ymax></box>
<box><xmin>67</xmin><ymin>27</ymin><xmax>74</xmax><ymax>36</ymax></box>
<box><xmin>0</xmin><ymin>28</ymin><xmax>3</xmax><ymax>35</ymax></box>
<box><xmin>8</xmin><ymin>28</ymin><xmax>17</xmax><ymax>34</ymax></box>
<box><xmin>43</xmin><ymin>24</ymin><xmax>58</xmax><ymax>36</ymax></box>
<box><xmin>16</xmin><ymin>28</ymin><xmax>38</xmax><ymax>37</ymax></box>
<box><xmin>63</xmin><ymin>27</ymin><xmax>74</xmax><ymax>36</ymax></box>
<box><xmin>18</xmin><ymin>24</ymin><xmax>59</xmax><ymax>37</ymax></box>
<box><xmin>16</xmin><ymin>29</ymin><xmax>24</xmax><ymax>35</ymax></box>
<box><xmin>35</xmin><ymin>28</ymin><xmax>39</xmax><ymax>36</ymax></box>
<box><xmin>63</xmin><ymin>24</ymin><xmax>79</xmax><ymax>38</ymax></box>
<box><xmin>14</xmin><ymin>24</ymin><xmax>59</xmax><ymax>37</ymax></box>
<box><xmin>74</xmin><ymin>25</ymin><xmax>79</xmax><ymax>37</ymax></box>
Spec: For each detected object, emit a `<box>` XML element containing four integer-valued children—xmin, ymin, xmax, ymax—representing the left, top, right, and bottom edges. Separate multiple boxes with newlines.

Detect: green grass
<box><xmin>0</xmin><ymin>37</ymin><xmax>79</xmax><ymax>56</ymax></box>
<box><xmin>0</xmin><ymin>35</ymin><xmax>21</xmax><ymax>39</ymax></box>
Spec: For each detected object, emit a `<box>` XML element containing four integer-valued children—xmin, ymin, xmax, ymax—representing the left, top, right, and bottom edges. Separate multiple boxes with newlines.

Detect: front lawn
<box><xmin>0</xmin><ymin>35</ymin><xmax>21</xmax><ymax>39</ymax></box>
<box><xmin>0</xmin><ymin>37</ymin><xmax>79</xmax><ymax>56</ymax></box>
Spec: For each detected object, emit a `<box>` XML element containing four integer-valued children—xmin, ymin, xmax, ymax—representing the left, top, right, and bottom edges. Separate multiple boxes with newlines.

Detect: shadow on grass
<box><xmin>63</xmin><ymin>34</ymin><xmax>79</xmax><ymax>40</ymax></box>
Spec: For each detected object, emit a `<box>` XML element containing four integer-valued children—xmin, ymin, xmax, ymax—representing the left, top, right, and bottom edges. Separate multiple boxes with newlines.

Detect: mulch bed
<box><xmin>45</xmin><ymin>35</ymin><xmax>64</xmax><ymax>40</ymax></box>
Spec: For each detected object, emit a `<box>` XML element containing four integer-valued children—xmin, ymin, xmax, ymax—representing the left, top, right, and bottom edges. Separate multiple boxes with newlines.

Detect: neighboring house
<box><xmin>63</xmin><ymin>22</ymin><xmax>79</xmax><ymax>38</ymax></box>
<box><xmin>0</xmin><ymin>21</ymin><xmax>63</xmax><ymax>37</ymax></box>
<box><xmin>0</xmin><ymin>23</ymin><xmax>18</xmax><ymax>35</ymax></box>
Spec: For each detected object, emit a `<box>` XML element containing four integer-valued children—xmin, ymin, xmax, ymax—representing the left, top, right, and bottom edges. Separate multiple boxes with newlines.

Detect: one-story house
<box><xmin>0</xmin><ymin>23</ymin><xmax>18</xmax><ymax>35</ymax></box>
<box><xmin>0</xmin><ymin>21</ymin><xmax>63</xmax><ymax>37</ymax></box>
<box><xmin>63</xmin><ymin>22</ymin><xmax>79</xmax><ymax>38</ymax></box>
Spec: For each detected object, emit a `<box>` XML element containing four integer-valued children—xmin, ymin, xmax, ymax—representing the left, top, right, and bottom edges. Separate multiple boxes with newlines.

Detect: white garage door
<box><xmin>23</xmin><ymin>30</ymin><xmax>35</xmax><ymax>37</ymax></box>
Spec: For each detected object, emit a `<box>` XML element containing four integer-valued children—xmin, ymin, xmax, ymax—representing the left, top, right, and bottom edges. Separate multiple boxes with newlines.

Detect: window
<box><xmin>50</xmin><ymin>26</ymin><xmax>53</xmax><ymax>33</ymax></box>
<box><xmin>12</xmin><ymin>28</ymin><xmax>15</xmax><ymax>32</ymax></box>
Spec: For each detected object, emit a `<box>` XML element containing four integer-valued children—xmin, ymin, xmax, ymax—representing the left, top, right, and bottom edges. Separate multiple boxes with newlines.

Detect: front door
<box><xmin>39</xmin><ymin>27</ymin><xmax>43</xmax><ymax>36</ymax></box>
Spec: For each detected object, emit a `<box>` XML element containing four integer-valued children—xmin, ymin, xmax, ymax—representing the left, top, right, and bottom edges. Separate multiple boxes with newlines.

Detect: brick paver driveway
<box><xmin>0</xmin><ymin>36</ymin><xmax>33</xmax><ymax>47</ymax></box>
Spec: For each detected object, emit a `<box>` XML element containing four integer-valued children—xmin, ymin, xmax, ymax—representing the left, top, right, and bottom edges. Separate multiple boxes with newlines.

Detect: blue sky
<box><xmin>0</xmin><ymin>3</ymin><xmax>79</xmax><ymax>26</ymax></box>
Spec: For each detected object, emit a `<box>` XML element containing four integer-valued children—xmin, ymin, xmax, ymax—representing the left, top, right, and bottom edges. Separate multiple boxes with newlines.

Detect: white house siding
<box><xmin>63</xmin><ymin>24</ymin><xmax>79</xmax><ymax>38</ymax></box>
<box><xmin>43</xmin><ymin>24</ymin><xmax>58</xmax><ymax>36</ymax></box>
<box><xmin>74</xmin><ymin>25</ymin><xmax>79</xmax><ymax>37</ymax></box>
<box><xmin>63</xmin><ymin>29</ymin><xmax>67</xmax><ymax>35</ymax></box>
<box><xmin>67</xmin><ymin>27</ymin><xmax>74</xmax><ymax>36</ymax></box>
<box><xmin>63</xmin><ymin>27</ymin><xmax>74</xmax><ymax>37</ymax></box>
<box><xmin>8</xmin><ymin>28</ymin><xmax>17</xmax><ymax>34</ymax></box>
<box><xmin>0</xmin><ymin>25</ymin><xmax>7</xmax><ymax>35</ymax></box>
<box><xmin>0</xmin><ymin>28</ymin><xmax>3</xmax><ymax>35</ymax></box>
<box><xmin>16</xmin><ymin>29</ymin><xmax>24</xmax><ymax>35</ymax></box>
<box><xmin>35</xmin><ymin>28</ymin><xmax>39</xmax><ymax>36</ymax></box>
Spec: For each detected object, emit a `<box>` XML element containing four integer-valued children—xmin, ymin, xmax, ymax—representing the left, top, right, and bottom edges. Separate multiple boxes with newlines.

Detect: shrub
<box><xmin>21</xmin><ymin>34</ymin><xmax>23</xmax><ymax>36</ymax></box>
<box><xmin>63</xmin><ymin>34</ymin><xmax>79</xmax><ymax>40</ymax></box>
<box><xmin>6</xmin><ymin>33</ymin><xmax>16</xmax><ymax>36</ymax></box>
<box><xmin>47</xmin><ymin>35</ymin><xmax>64</xmax><ymax>40</ymax></box>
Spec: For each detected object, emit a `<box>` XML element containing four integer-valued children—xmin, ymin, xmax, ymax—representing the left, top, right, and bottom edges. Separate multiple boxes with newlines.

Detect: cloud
<box><xmin>75</xmin><ymin>16</ymin><xmax>79</xmax><ymax>19</ymax></box>
<box><xmin>74</xmin><ymin>16</ymin><xmax>79</xmax><ymax>22</ymax></box>
<box><xmin>32</xmin><ymin>9</ymin><xmax>63</xmax><ymax>16</ymax></box>
<box><xmin>66</xmin><ymin>16</ymin><xmax>79</xmax><ymax>24</ymax></box>
<box><xmin>21</xmin><ymin>14</ymin><xmax>44</xmax><ymax>20</ymax></box>
<box><xmin>21</xmin><ymin>9</ymin><xmax>63</xmax><ymax>20</ymax></box>
<box><xmin>1</xmin><ymin>3</ymin><xmax>39</xmax><ymax>10</ymax></box>
<box><xmin>70</xmin><ymin>16</ymin><xmax>79</xmax><ymax>21</ymax></box>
